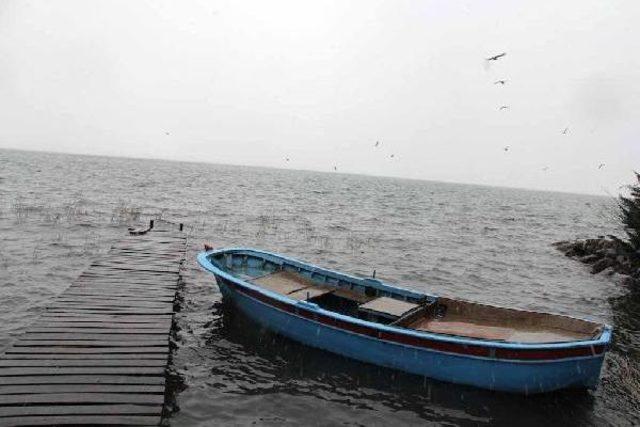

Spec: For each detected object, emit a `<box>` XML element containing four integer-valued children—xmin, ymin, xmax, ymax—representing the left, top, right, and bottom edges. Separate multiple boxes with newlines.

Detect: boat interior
<box><xmin>210</xmin><ymin>251</ymin><xmax>604</xmax><ymax>344</ymax></box>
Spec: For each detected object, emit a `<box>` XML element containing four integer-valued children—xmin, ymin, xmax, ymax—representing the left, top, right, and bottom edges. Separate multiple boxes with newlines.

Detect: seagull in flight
<box><xmin>374</xmin><ymin>140</ymin><xmax>380</xmax><ymax>147</ymax></box>
<box><xmin>390</xmin><ymin>154</ymin><xmax>395</xmax><ymax>158</ymax></box>
<box><xmin>503</xmin><ymin>146</ymin><xmax>510</xmax><ymax>152</ymax></box>
<box><xmin>494</xmin><ymin>80</ymin><xmax>507</xmax><ymax>85</ymax></box>
<box><xmin>562</xmin><ymin>127</ymin><xmax>569</xmax><ymax>135</ymax></box>
<box><xmin>499</xmin><ymin>105</ymin><xmax>509</xmax><ymax>111</ymax></box>
<box><xmin>542</xmin><ymin>166</ymin><xmax>549</xmax><ymax>171</ymax></box>
<box><xmin>165</xmin><ymin>131</ymin><xmax>170</xmax><ymax>136</ymax></box>
<box><xmin>285</xmin><ymin>158</ymin><xmax>290</xmax><ymax>162</ymax></box>
<box><xmin>486</xmin><ymin>52</ymin><xmax>507</xmax><ymax>61</ymax></box>
<box><xmin>598</xmin><ymin>163</ymin><xmax>605</xmax><ymax>169</ymax></box>
<box><xmin>333</xmin><ymin>166</ymin><xmax>337</xmax><ymax>171</ymax></box>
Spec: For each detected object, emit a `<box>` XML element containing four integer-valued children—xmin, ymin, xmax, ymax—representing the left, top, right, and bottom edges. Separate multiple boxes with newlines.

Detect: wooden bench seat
<box><xmin>359</xmin><ymin>297</ymin><xmax>419</xmax><ymax>320</ymax></box>
<box><xmin>251</xmin><ymin>271</ymin><xmax>334</xmax><ymax>301</ymax></box>
<box><xmin>252</xmin><ymin>271</ymin><xmax>316</xmax><ymax>295</ymax></box>
<box><xmin>410</xmin><ymin>316</ymin><xmax>593</xmax><ymax>343</ymax></box>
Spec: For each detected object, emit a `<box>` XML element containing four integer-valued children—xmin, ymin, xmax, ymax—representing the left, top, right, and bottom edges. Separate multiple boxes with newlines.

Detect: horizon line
<box><xmin>0</xmin><ymin>146</ymin><xmax>616</xmax><ymax>199</ymax></box>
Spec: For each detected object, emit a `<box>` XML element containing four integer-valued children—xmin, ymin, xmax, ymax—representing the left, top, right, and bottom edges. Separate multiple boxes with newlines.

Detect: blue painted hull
<box><xmin>199</xmin><ymin>249</ymin><xmax>611</xmax><ymax>394</ymax></box>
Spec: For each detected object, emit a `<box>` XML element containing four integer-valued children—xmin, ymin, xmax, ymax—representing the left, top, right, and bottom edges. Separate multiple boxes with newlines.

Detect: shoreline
<box><xmin>553</xmin><ymin>237</ymin><xmax>640</xmax><ymax>286</ymax></box>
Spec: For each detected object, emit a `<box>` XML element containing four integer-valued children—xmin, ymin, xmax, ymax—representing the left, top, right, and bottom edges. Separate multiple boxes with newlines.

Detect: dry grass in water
<box><xmin>111</xmin><ymin>201</ymin><xmax>142</xmax><ymax>224</ymax></box>
<box><xmin>618</xmin><ymin>355</ymin><xmax>640</xmax><ymax>400</ymax></box>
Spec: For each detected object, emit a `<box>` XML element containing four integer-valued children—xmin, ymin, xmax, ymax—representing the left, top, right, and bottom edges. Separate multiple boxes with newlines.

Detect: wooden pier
<box><xmin>0</xmin><ymin>220</ymin><xmax>187</xmax><ymax>426</ymax></box>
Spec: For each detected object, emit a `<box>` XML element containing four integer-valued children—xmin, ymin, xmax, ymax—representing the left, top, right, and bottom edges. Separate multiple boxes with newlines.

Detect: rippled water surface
<box><xmin>0</xmin><ymin>149</ymin><xmax>638</xmax><ymax>426</ymax></box>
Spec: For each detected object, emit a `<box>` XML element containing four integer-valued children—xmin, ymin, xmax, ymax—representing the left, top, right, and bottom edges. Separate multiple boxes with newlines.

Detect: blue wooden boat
<box><xmin>197</xmin><ymin>248</ymin><xmax>612</xmax><ymax>394</ymax></box>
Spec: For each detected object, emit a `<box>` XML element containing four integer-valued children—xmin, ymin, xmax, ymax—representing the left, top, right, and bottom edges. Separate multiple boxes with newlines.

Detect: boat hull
<box><xmin>214</xmin><ymin>274</ymin><xmax>606</xmax><ymax>394</ymax></box>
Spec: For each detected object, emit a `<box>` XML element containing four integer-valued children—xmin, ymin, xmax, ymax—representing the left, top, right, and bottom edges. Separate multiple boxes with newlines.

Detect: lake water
<box><xmin>0</xmin><ymin>148</ymin><xmax>637</xmax><ymax>426</ymax></box>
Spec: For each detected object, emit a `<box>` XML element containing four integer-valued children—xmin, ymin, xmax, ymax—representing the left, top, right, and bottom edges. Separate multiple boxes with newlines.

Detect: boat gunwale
<box><xmin>197</xmin><ymin>248</ymin><xmax>612</xmax><ymax>354</ymax></box>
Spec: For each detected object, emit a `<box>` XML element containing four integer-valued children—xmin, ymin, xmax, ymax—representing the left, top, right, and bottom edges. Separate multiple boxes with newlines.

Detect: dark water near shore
<box><xmin>1</xmin><ymin>148</ymin><xmax>638</xmax><ymax>426</ymax></box>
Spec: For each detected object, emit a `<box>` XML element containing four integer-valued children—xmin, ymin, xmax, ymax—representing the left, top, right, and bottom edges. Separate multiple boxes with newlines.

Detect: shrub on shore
<box><xmin>553</xmin><ymin>172</ymin><xmax>640</xmax><ymax>285</ymax></box>
<box><xmin>619</xmin><ymin>172</ymin><xmax>640</xmax><ymax>250</ymax></box>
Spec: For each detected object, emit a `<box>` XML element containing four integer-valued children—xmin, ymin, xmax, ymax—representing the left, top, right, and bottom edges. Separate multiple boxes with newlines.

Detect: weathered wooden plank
<box><xmin>68</xmin><ymin>284</ymin><xmax>177</xmax><ymax>291</ymax></box>
<box><xmin>27</xmin><ymin>328</ymin><xmax>167</xmax><ymax>334</ymax></box>
<box><xmin>81</xmin><ymin>259</ymin><xmax>180</xmax><ymax>264</ymax></box>
<box><xmin>98</xmin><ymin>261</ymin><xmax>182</xmax><ymax>267</ymax></box>
<box><xmin>5</xmin><ymin>347</ymin><xmax>168</xmax><ymax>354</ymax></box>
<box><xmin>58</xmin><ymin>290</ymin><xmax>175</xmax><ymax>298</ymax></box>
<box><xmin>73</xmin><ymin>278</ymin><xmax>177</xmax><ymax>285</ymax></box>
<box><xmin>32</xmin><ymin>322</ymin><xmax>171</xmax><ymax>329</ymax></box>
<box><xmin>45</xmin><ymin>308</ymin><xmax>174</xmax><ymax>313</ymax></box>
<box><xmin>89</xmin><ymin>265</ymin><xmax>179</xmax><ymax>274</ymax></box>
<box><xmin>13</xmin><ymin>340</ymin><xmax>167</xmax><ymax>347</ymax></box>
<box><xmin>44</xmin><ymin>309</ymin><xmax>174</xmax><ymax>315</ymax></box>
<box><xmin>38</xmin><ymin>314</ymin><xmax>172</xmax><ymax>322</ymax></box>
<box><xmin>0</xmin><ymin>392</ymin><xmax>163</xmax><ymax>405</ymax></box>
<box><xmin>48</xmin><ymin>304</ymin><xmax>174</xmax><ymax>311</ymax></box>
<box><xmin>0</xmin><ymin>375</ymin><xmax>165</xmax><ymax>385</ymax></box>
<box><xmin>57</xmin><ymin>291</ymin><xmax>174</xmax><ymax>298</ymax></box>
<box><xmin>0</xmin><ymin>384</ymin><xmax>164</xmax><ymax>395</ymax></box>
<box><xmin>60</xmin><ymin>293</ymin><xmax>175</xmax><ymax>299</ymax></box>
<box><xmin>60</xmin><ymin>294</ymin><xmax>176</xmax><ymax>301</ymax></box>
<box><xmin>63</xmin><ymin>289</ymin><xmax>176</xmax><ymax>295</ymax></box>
<box><xmin>0</xmin><ymin>367</ymin><xmax>165</xmax><ymax>376</ymax></box>
<box><xmin>74</xmin><ymin>275</ymin><xmax>179</xmax><ymax>282</ymax></box>
<box><xmin>69</xmin><ymin>283</ymin><xmax>177</xmax><ymax>291</ymax></box>
<box><xmin>85</xmin><ymin>268</ymin><xmax>179</xmax><ymax>276</ymax></box>
<box><xmin>59</xmin><ymin>292</ymin><xmax>175</xmax><ymax>298</ymax></box>
<box><xmin>46</xmin><ymin>302</ymin><xmax>174</xmax><ymax>308</ymax></box>
<box><xmin>43</xmin><ymin>310</ymin><xmax>172</xmax><ymax>316</ymax></box>
<box><xmin>76</xmin><ymin>271</ymin><xmax>179</xmax><ymax>278</ymax></box>
<box><xmin>103</xmin><ymin>259</ymin><xmax>180</xmax><ymax>264</ymax></box>
<box><xmin>50</xmin><ymin>300</ymin><xmax>174</xmax><ymax>308</ymax></box>
<box><xmin>74</xmin><ymin>275</ymin><xmax>179</xmax><ymax>280</ymax></box>
<box><xmin>22</xmin><ymin>333</ymin><xmax>167</xmax><ymax>341</ymax></box>
<box><xmin>0</xmin><ymin>415</ymin><xmax>161</xmax><ymax>426</ymax></box>
<box><xmin>0</xmin><ymin>354</ymin><xmax>167</xmax><ymax>360</ymax></box>
<box><xmin>115</xmin><ymin>243</ymin><xmax>185</xmax><ymax>248</ymax></box>
<box><xmin>31</xmin><ymin>320</ymin><xmax>170</xmax><ymax>327</ymax></box>
<box><xmin>49</xmin><ymin>297</ymin><xmax>173</xmax><ymax>310</ymax></box>
<box><xmin>0</xmin><ymin>404</ymin><xmax>160</xmax><ymax>417</ymax></box>
<box><xmin>58</xmin><ymin>294</ymin><xmax>174</xmax><ymax>300</ymax></box>
<box><xmin>101</xmin><ymin>253</ymin><xmax>184</xmax><ymax>258</ymax></box>
<box><xmin>0</xmin><ymin>359</ymin><xmax>166</xmax><ymax>367</ymax></box>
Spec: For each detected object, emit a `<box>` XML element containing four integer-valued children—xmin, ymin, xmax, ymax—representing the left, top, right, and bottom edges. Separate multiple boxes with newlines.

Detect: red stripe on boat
<box><xmin>226</xmin><ymin>279</ymin><xmax>604</xmax><ymax>361</ymax></box>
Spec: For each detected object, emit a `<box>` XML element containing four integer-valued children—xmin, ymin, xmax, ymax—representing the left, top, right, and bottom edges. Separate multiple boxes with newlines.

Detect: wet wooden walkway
<box><xmin>0</xmin><ymin>220</ymin><xmax>186</xmax><ymax>426</ymax></box>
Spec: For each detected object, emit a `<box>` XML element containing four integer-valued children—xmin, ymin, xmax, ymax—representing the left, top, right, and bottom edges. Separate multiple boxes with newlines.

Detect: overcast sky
<box><xmin>1</xmin><ymin>1</ymin><xmax>638</xmax><ymax>195</ymax></box>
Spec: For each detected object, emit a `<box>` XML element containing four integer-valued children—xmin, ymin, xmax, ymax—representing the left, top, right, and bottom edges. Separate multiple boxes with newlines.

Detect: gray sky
<box><xmin>1</xmin><ymin>0</ymin><xmax>638</xmax><ymax>195</ymax></box>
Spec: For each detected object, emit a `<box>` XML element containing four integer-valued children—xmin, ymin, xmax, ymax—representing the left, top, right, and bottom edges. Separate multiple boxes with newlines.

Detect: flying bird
<box><xmin>333</xmin><ymin>166</ymin><xmax>337</xmax><ymax>171</ymax></box>
<box><xmin>165</xmin><ymin>131</ymin><xmax>170</xmax><ymax>136</ymax></box>
<box><xmin>499</xmin><ymin>105</ymin><xmax>509</xmax><ymax>111</ymax></box>
<box><xmin>374</xmin><ymin>141</ymin><xmax>380</xmax><ymax>147</ymax></box>
<box><xmin>598</xmin><ymin>163</ymin><xmax>605</xmax><ymax>169</ymax></box>
<box><xmin>486</xmin><ymin>52</ymin><xmax>507</xmax><ymax>61</ymax></box>
<box><xmin>562</xmin><ymin>127</ymin><xmax>569</xmax><ymax>135</ymax></box>
<box><xmin>503</xmin><ymin>146</ymin><xmax>510</xmax><ymax>152</ymax></box>
<box><xmin>285</xmin><ymin>158</ymin><xmax>290</xmax><ymax>162</ymax></box>
<box><xmin>542</xmin><ymin>166</ymin><xmax>549</xmax><ymax>171</ymax></box>
<box><xmin>390</xmin><ymin>154</ymin><xmax>395</xmax><ymax>158</ymax></box>
<box><xmin>494</xmin><ymin>80</ymin><xmax>507</xmax><ymax>85</ymax></box>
